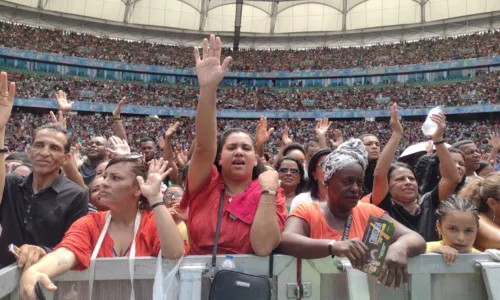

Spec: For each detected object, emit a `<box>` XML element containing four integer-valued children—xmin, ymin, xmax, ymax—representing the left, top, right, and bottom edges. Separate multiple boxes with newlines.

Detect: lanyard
<box><xmin>89</xmin><ymin>211</ymin><xmax>142</xmax><ymax>300</ymax></box>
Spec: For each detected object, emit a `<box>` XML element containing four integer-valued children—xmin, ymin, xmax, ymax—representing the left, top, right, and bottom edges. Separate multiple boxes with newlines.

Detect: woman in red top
<box><xmin>278</xmin><ymin>139</ymin><xmax>426</xmax><ymax>289</ymax></box>
<box><xmin>19</xmin><ymin>155</ymin><xmax>185</xmax><ymax>299</ymax></box>
<box><xmin>179</xmin><ymin>35</ymin><xmax>287</xmax><ymax>256</ymax></box>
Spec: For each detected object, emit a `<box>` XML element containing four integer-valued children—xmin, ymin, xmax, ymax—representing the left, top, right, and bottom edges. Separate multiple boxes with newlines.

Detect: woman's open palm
<box><xmin>194</xmin><ymin>35</ymin><xmax>232</xmax><ymax>89</ymax></box>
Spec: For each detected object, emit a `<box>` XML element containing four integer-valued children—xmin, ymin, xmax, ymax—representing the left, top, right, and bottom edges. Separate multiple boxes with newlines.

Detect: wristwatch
<box><xmin>0</xmin><ymin>148</ymin><xmax>8</xmax><ymax>154</ymax></box>
<box><xmin>328</xmin><ymin>240</ymin><xmax>336</xmax><ymax>258</ymax></box>
<box><xmin>261</xmin><ymin>190</ymin><xmax>277</xmax><ymax>196</ymax></box>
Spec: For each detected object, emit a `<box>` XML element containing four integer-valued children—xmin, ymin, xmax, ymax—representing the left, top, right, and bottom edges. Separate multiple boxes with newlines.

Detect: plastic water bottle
<box><xmin>422</xmin><ymin>106</ymin><xmax>442</xmax><ymax>137</ymax></box>
<box><xmin>220</xmin><ymin>254</ymin><xmax>237</xmax><ymax>271</ymax></box>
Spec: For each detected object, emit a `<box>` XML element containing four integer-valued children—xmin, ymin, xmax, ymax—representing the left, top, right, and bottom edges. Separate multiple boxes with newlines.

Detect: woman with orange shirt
<box><xmin>19</xmin><ymin>155</ymin><xmax>185</xmax><ymax>299</ymax></box>
<box><xmin>179</xmin><ymin>35</ymin><xmax>287</xmax><ymax>256</ymax></box>
<box><xmin>278</xmin><ymin>139</ymin><xmax>426</xmax><ymax>289</ymax></box>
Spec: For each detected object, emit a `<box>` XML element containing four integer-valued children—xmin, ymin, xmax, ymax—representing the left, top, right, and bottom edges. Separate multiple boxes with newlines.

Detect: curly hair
<box><xmin>419</xmin><ymin>148</ymin><xmax>466</xmax><ymax>195</ymax></box>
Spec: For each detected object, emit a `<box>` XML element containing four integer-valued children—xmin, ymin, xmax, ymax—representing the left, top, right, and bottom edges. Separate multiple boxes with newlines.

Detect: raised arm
<box><xmin>112</xmin><ymin>98</ymin><xmax>128</xmax><ymax>142</ymax></box>
<box><xmin>255</xmin><ymin>116</ymin><xmax>274</xmax><ymax>159</ymax></box>
<box><xmin>487</xmin><ymin>132</ymin><xmax>500</xmax><ymax>168</ymax></box>
<box><xmin>372</xmin><ymin>104</ymin><xmax>403</xmax><ymax>205</ymax></box>
<box><xmin>162</xmin><ymin>122</ymin><xmax>180</xmax><ymax>184</ymax></box>
<box><xmin>315</xmin><ymin>118</ymin><xmax>332</xmax><ymax>149</ymax></box>
<box><xmin>137</xmin><ymin>158</ymin><xmax>185</xmax><ymax>259</ymax></box>
<box><xmin>188</xmin><ymin>35</ymin><xmax>231</xmax><ymax>194</ymax></box>
<box><xmin>20</xmin><ymin>247</ymin><xmax>77</xmax><ymax>300</ymax></box>
<box><xmin>0</xmin><ymin>71</ymin><xmax>16</xmax><ymax>206</ymax></box>
<box><xmin>431</xmin><ymin>113</ymin><xmax>462</xmax><ymax>201</ymax></box>
<box><xmin>61</xmin><ymin>145</ymin><xmax>88</xmax><ymax>191</ymax></box>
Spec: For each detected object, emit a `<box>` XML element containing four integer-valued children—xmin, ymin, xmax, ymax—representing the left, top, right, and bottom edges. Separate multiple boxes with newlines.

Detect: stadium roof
<box><xmin>0</xmin><ymin>0</ymin><xmax>499</xmax><ymax>49</ymax></box>
<box><xmin>4</xmin><ymin>0</ymin><xmax>499</xmax><ymax>33</ymax></box>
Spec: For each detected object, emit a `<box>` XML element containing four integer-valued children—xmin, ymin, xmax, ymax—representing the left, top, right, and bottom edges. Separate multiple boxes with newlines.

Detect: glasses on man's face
<box><xmin>278</xmin><ymin>168</ymin><xmax>300</xmax><ymax>175</ymax></box>
<box><xmin>165</xmin><ymin>192</ymin><xmax>184</xmax><ymax>199</ymax></box>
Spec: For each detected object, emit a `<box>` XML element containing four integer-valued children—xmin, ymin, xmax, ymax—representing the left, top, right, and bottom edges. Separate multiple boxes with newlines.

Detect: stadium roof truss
<box><xmin>0</xmin><ymin>0</ymin><xmax>499</xmax><ymax>49</ymax></box>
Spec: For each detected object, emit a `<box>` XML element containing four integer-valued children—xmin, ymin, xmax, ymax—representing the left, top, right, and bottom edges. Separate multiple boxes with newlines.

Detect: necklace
<box><xmin>326</xmin><ymin>204</ymin><xmax>342</xmax><ymax>231</ymax></box>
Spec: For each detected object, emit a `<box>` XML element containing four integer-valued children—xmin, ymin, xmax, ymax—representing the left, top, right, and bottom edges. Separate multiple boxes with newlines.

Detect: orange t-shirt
<box><xmin>180</xmin><ymin>165</ymin><xmax>288</xmax><ymax>255</ymax></box>
<box><xmin>55</xmin><ymin>211</ymin><xmax>186</xmax><ymax>270</ymax></box>
<box><xmin>360</xmin><ymin>193</ymin><xmax>371</xmax><ymax>204</ymax></box>
<box><xmin>290</xmin><ymin>202</ymin><xmax>386</xmax><ymax>240</ymax></box>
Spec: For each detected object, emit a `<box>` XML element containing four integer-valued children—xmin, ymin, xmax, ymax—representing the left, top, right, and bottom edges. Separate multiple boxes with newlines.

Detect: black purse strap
<box><xmin>341</xmin><ymin>213</ymin><xmax>353</xmax><ymax>241</ymax></box>
<box><xmin>210</xmin><ymin>190</ymin><xmax>226</xmax><ymax>281</ymax></box>
<box><xmin>210</xmin><ymin>189</ymin><xmax>275</xmax><ymax>281</ymax></box>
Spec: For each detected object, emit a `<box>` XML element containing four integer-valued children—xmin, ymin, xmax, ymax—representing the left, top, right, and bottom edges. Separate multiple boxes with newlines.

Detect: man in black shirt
<box><xmin>79</xmin><ymin>136</ymin><xmax>109</xmax><ymax>185</ymax></box>
<box><xmin>0</xmin><ymin>72</ymin><xmax>88</xmax><ymax>268</ymax></box>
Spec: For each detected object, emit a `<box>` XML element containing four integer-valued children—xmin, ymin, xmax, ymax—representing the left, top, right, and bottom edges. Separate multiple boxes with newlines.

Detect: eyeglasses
<box><xmin>278</xmin><ymin>168</ymin><xmax>300</xmax><ymax>175</ymax></box>
<box><xmin>165</xmin><ymin>192</ymin><xmax>184</xmax><ymax>199</ymax></box>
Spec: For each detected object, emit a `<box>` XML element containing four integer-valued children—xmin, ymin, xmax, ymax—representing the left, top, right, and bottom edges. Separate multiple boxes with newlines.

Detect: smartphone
<box><xmin>35</xmin><ymin>281</ymin><xmax>47</xmax><ymax>300</ymax></box>
<box><xmin>8</xmin><ymin>244</ymin><xmax>20</xmax><ymax>259</ymax></box>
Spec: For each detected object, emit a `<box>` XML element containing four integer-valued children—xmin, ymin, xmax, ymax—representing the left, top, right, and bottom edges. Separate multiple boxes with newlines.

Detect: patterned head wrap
<box><xmin>322</xmin><ymin>139</ymin><xmax>368</xmax><ymax>184</ymax></box>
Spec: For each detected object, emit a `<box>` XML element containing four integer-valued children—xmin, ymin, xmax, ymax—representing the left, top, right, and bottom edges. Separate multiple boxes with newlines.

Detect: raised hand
<box><xmin>194</xmin><ymin>35</ymin><xmax>232</xmax><ymax>89</ymax></box>
<box><xmin>429</xmin><ymin>113</ymin><xmax>446</xmax><ymax>142</ymax></box>
<box><xmin>49</xmin><ymin>110</ymin><xmax>67</xmax><ymax>129</ymax></box>
<box><xmin>106</xmin><ymin>136</ymin><xmax>131</xmax><ymax>156</ymax></box>
<box><xmin>330</xmin><ymin>129</ymin><xmax>344</xmax><ymax>149</ymax></box>
<box><xmin>175</xmin><ymin>145</ymin><xmax>188</xmax><ymax>169</ymax></box>
<box><xmin>255</xmin><ymin>116</ymin><xmax>274</xmax><ymax>146</ymax></box>
<box><xmin>136</xmin><ymin>158</ymin><xmax>172</xmax><ymax>202</ymax></box>
<box><xmin>113</xmin><ymin>97</ymin><xmax>126</xmax><ymax>119</ymax></box>
<box><xmin>165</xmin><ymin>121</ymin><xmax>180</xmax><ymax>140</ymax></box>
<box><xmin>282</xmin><ymin>125</ymin><xmax>293</xmax><ymax>146</ymax></box>
<box><xmin>315</xmin><ymin>118</ymin><xmax>332</xmax><ymax>137</ymax></box>
<box><xmin>0</xmin><ymin>71</ymin><xmax>16</xmax><ymax>129</ymax></box>
<box><xmin>71</xmin><ymin>144</ymin><xmax>85</xmax><ymax>168</ymax></box>
<box><xmin>489</xmin><ymin>132</ymin><xmax>500</xmax><ymax>150</ymax></box>
<box><xmin>390</xmin><ymin>103</ymin><xmax>403</xmax><ymax>136</ymax></box>
<box><xmin>55</xmin><ymin>90</ymin><xmax>73</xmax><ymax>113</ymax></box>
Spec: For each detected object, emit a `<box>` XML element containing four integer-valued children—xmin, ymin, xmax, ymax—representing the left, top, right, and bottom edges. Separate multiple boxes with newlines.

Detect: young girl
<box><xmin>427</xmin><ymin>196</ymin><xmax>480</xmax><ymax>265</ymax></box>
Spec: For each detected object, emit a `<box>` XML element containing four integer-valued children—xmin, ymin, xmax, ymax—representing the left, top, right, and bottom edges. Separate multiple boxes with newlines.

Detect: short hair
<box><xmin>139</xmin><ymin>137</ymin><xmax>155</xmax><ymax>146</ymax></box>
<box><xmin>452</xmin><ymin>140</ymin><xmax>475</xmax><ymax>149</ymax></box>
<box><xmin>283</xmin><ymin>143</ymin><xmax>306</xmax><ymax>157</ymax></box>
<box><xmin>359</xmin><ymin>134</ymin><xmax>379</xmax><ymax>141</ymax></box>
<box><xmin>34</xmin><ymin>124</ymin><xmax>71</xmax><ymax>154</ymax></box>
<box><xmin>436</xmin><ymin>196</ymin><xmax>479</xmax><ymax>227</ymax></box>
<box><xmin>5</xmin><ymin>152</ymin><xmax>30</xmax><ymax>164</ymax></box>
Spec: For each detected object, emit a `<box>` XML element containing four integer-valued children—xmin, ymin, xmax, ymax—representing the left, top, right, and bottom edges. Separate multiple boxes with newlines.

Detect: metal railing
<box><xmin>1</xmin><ymin>254</ymin><xmax>499</xmax><ymax>300</ymax></box>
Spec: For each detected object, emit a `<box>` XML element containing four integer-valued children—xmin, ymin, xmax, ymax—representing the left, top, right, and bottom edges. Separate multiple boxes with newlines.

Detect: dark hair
<box><xmin>215</xmin><ymin>128</ymin><xmax>265</xmax><ymax>180</ymax></box>
<box><xmin>276</xmin><ymin>156</ymin><xmax>306</xmax><ymax>195</ymax></box>
<box><xmin>34</xmin><ymin>124</ymin><xmax>71</xmax><ymax>154</ymax></box>
<box><xmin>388</xmin><ymin>161</ymin><xmax>414</xmax><ymax>182</ymax></box>
<box><xmin>304</xmin><ymin>141</ymin><xmax>319</xmax><ymax>153</ymax></box>
<box><xmin>283</xmin><ymin>143</ymin><xmax>306</xmax><ymax>157</ymax></box>
<box><xmin>5</xmin><ymin>152</ymin><xmax>30</xmax><ymax>164</ymax></box>
<box><xmin>436</xmin><ymin>196</ymin><xmax>479</xmax><ymax>227</ymax></box>
<box><xmin>451</xmin><ymin>140</ymin><xmax>474</xmax><ymax>150</ymax></box>
<box><xmin>414</xmin><ymin>154</ymin><xmax>433</xmax><ymax>189</ymax></box>
<box><xmin>359</xmin><ymin>134</ymin><xmax>379</xmax><ymax>142</ymax></box>
<box><xmin>477</xmin><ymin>161</ymin><xmax>492</xmax><ymax>174</ymax></box>
<box><xmin>420</xmin><ymin>148</ymin><xmax>466</xmax><ymax>195</ymax></box>
<box><xmin>139</xmin><ymin>137</ymin><xmax>155</xmax><ymax>146</ymax></box>
<box><xmin>465</xmin><ymin>173</ymin><xmax>500</xmax><ymax>213</ymax></box>
<box><xmin>166</xmin><ymin>184</ymin><xmax>184</xmax><ymax>191</ymax></box>
<box><xmin>105</xmin><ymin>154</ymin><xmax>150</xmax><ymax>210</ymax></box>
<box><xmin>306</xmin><ymin>149</ymin><xmax>332</xmax><ymax>201</ymax></box>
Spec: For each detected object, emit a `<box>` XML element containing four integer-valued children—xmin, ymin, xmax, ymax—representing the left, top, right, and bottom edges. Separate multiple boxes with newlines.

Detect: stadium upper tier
<box><xmin>7</xmin><ymin>70</ymin><xmax>499</xmax><ymax>111</ymax></box>
<box><xmin>0</xmin><ymin>22</ymin><xmax>499</xmax><ymax>72</ymax></box>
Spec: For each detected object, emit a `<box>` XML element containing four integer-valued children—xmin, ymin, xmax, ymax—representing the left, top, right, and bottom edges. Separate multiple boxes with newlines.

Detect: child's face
<box><xmin>438</xmin><ymin>211</ymin><xmax>478</xmax><ymax>253</ymax></box>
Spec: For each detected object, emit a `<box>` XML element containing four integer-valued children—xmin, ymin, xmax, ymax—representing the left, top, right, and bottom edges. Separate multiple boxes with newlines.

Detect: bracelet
<box><xmin>328</xmin><ymin>240</ymin><xmax>336</xmax><ymax>258</ymax></box>
<box><xmin>0</xmin><ymin>148</ymin><xmax>8</xmax><ymax>154</ymax></box>
<box><xmin>150</xmin><ymin>202</ymin><xmax>166</xmax><ymax>210</ymax></box>
<box><xmin>433</xmin><ymin>140</ymin><xmax>445</xmax><ymax>145</ymax></box>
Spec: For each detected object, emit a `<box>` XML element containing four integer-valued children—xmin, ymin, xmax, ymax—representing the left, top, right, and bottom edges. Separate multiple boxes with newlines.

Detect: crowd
<box><xmin>9</xmin><ymin>70</ymin><xmax>500</xmax><ymax>110</ymax></box>
<box><xmin>0</xmin><ymin>22</ymin><xmax>499</xmax><ymax>72</ymax></box>
<box><xmin>2</xmin><ymin>33</ymin><xmax>500</xmax><ymax>300</ymax></box>
<box><xmin>4</xmin><ymin>109</ymin><xmax>499</xmax><ymax>158</ymax></box>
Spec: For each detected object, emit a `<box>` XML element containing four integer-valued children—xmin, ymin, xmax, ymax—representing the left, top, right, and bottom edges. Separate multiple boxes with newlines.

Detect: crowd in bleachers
<box><xmin>4</xmin><ymin>109</ymin><xmax>499</xmax><ymax>158</ymax></box>
<box><xmin>1</xmin><ymin>21</ymin><xmax>499</xmax><ymax>72</ymax></box>
<box><xmin>9</xmin><ymin>70</ymin><xmax>500</xmax><ymax>110</ymax></box>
